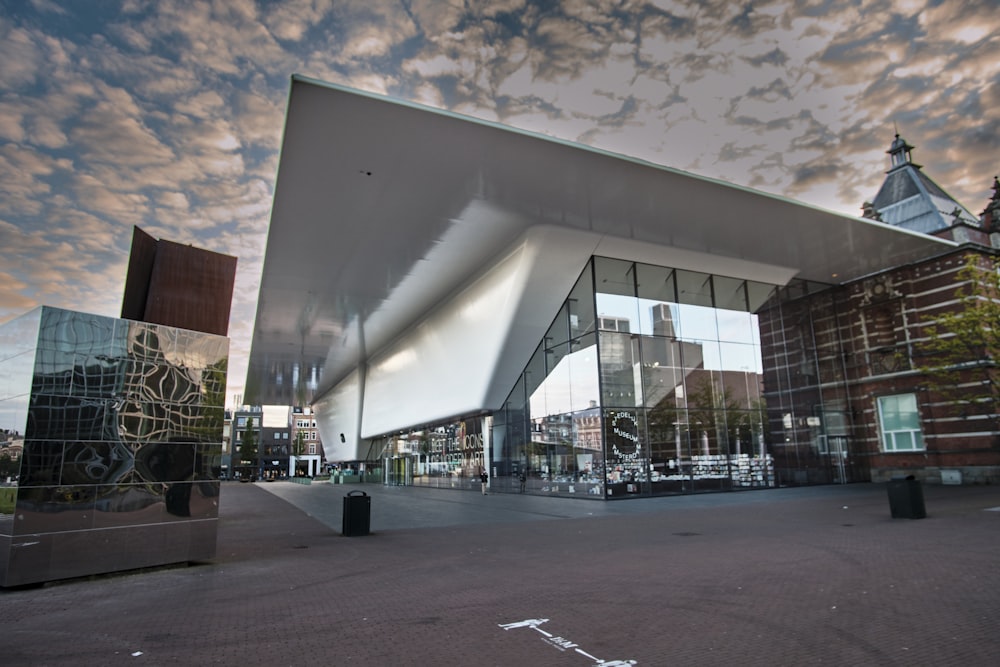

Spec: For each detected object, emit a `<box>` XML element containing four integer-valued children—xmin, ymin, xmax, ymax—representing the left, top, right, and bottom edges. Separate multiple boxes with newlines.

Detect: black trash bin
<box><xmin>342</xmin><ymin>490</ymin><xmax>371</xmax><ymax>536</ymax></box>
<box><xmin>887</xmin><ymin>476</ymin><xmax>926</xmax><ymax>519</ymax></box>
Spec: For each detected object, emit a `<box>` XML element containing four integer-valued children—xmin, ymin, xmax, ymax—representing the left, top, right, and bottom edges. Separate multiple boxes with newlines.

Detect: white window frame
<box><xmin>877</xmin><ymin>393</ymin><xmax>925</xmax><ymax>452</ymax></box>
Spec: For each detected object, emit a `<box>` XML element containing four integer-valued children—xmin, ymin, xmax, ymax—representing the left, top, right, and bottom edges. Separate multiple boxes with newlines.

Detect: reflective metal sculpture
<box><xmin>0</xmin><ymin>307</ymin><xmax>228</xmax><ymax>586</ymax></box>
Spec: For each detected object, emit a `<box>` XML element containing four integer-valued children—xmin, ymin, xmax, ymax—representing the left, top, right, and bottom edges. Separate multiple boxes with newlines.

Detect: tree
<box><xmin>685</xmin><ymin>376</ymin><xmax>741</xmax><ymax>456</ymax></box>
<box><xmin>0</xmin><ymin>451</ymin><xmax>14</xmax><ymax>479</ymax></box>
<box><xmin>241</xmin><ymin>417</ymin><xmax>259</xmax><ymax>479</ymax></box>
<box><xmin>919</xmin><ymin>253</ymin><xmax>1000</xmax><ymax>417</ymax></box>
<box><xmin>293</xmin><ymin>431</ymin><xmax>306</xmax><ymax>457</ymax></box>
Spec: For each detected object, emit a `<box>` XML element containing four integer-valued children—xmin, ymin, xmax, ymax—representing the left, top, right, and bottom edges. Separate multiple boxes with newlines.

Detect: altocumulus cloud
<box><xmin>0</xmin><ymin>0</ymin><xmax>997</xmax><ymax>406</ymax></box>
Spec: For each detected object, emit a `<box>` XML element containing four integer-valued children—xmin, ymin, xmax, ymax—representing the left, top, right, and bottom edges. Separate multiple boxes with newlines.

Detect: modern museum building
<box><xmin>246</xmin><ymin>76</ymin><xmax>971</xmax><ymax>500</ymax></box>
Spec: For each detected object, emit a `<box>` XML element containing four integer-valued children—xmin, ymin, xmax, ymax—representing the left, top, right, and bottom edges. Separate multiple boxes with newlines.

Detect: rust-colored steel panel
<box><xmin>121</xmin><ymin>225</ymin><xmax>158</xmax><ymax>321</ymax></box>
<box><xmin>143</xmin><ymin>239</ymin><xmax>237</xmax><ymax>336</ymax></box>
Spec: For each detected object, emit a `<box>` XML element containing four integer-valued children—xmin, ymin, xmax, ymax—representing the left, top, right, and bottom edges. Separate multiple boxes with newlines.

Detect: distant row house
<box><xmin>223</xmin><ymin>405</ymin><xmax>326</xmax><ymax>480</ymax></box>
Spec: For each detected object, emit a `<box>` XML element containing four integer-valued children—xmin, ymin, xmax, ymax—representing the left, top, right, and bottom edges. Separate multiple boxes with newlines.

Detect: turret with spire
<box><xmin>862</xmin><ymin>131</ymin><xmax>981</xmax><ymax>242</ymax></box>
<box><xmin>887</xmin><ymin>132</ymin><xmax>920</xmax><ymax>170</ymax></box>
<box><xmin>981</xmin><ymin>176</ymin><xmax>1000</xmax><ymax>234</ymax></box>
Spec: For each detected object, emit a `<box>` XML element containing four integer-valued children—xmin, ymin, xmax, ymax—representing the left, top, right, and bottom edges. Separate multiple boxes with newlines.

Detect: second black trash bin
<box><xmin>887</xmin><ymin>475</ymin><xmax>926</xmax><ymax>519</ymax></box>
<box><xmin>342</xmin><ymin>490</ymin><xmax>371</xmax><ymax>536</ymax></box>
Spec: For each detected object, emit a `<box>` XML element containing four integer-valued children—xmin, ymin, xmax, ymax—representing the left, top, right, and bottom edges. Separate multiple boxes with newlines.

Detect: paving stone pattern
<box><xmin>1</xmin><ymin>481</ymin><xmax>998</xmax><ymax>666</ymax></box>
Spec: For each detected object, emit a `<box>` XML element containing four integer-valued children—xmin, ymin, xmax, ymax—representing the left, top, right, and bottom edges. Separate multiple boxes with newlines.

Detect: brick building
<box><xmin>758</xmin><ymin>135</ymin><xmax>1000</xmax><ymax>485</ymax></box>
<box><xmin>290</xmin><ymin>406</ymin><xmax>324</xmax><ymax>476</ymax></box>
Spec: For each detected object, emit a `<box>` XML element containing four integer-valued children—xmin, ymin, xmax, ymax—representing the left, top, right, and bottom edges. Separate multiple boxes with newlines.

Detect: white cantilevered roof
<box><xmin>246</xmin><ymin>75</ymin><xmax>955</xmax><ymax>407</ymax></box>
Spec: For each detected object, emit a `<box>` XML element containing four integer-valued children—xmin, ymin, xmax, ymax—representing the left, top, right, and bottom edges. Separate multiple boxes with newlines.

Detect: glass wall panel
<box><xmin>716</xmin><ymin>309</ymin><xmax>755</xmax><ymax>344</ymax></box>
<box><xmin>599</xmin><ymin>331</ymin><xmax>641</xmax><ymax>408</ymax></box>
<box><xmin>523</xmin><ymin>342</ymin><xmax>545</xmax><ymax>402</ymax></box>
<box><xmin>568</xmin><ymin>262</ymin><xmax>596</xmax><ymax>339</ymax></box>
<box><xmin>528</xmin><ymin>338</ymin><xmax>598</xmax><ymax>419</ymax></box>
<box><xmin>646</xmin><ymin>402</ymin><xmax>690</xmax><ymax>494</ymax></box>
<box><xmin>718</xmin><ymin>354</ymin><xmax>762</xmax><ymax>410</ymax></box>
<box><xmin>694</xmin><ymin>340</ymin><xmax>723</xmax><ymax>374</ymax></box>
<box><xmin>567</xmin><ymin>333</ymin><xmax>599</xmax><ymax>413</ymax></box>
<box><xmin>489</xmin><ymin>257</ymin><xmax>779</xmax><ymax>500</ymax></box>
<box><xmin>594</xmin><ymin>257</ymin><xmax>636</xmax><ymax>297</ymax></box>
<box><xmin>636</xmin><ymin>263</ymin><xmax>676</xmax><ymax>303</ymax></box>
<box><xmin>635</xmin><ymin>265</ymin><xmax>677</xmax><ymax>337</ymax></box>
<box><xmin>545</xmin><ymin>303</ymin><xmax>572</xmax><ymax>349</ymax></box>
<box><xmin>640</xmin><ymin>347</ymin><xmax>684</xmax><ymax>410</ymax></box>
<box><xmin>675</xmin><ymin>270</ymin><xmax>713</xmax><ymax>307</ymax></box>
<box><xmin>396</xmin><ymin>418</ymin><xmax>486</xmax><ymax>490</ymax></box>
<box><xmin>596</xmin><ymin>293</ymin><xmax>640</xmax><ymax>336</ymax></box>
<box><xmin>756</xmin><ymin>282</ymin><xmax>861</xmax><ymax>486</ymax></box>
<box><xmin>536</xmin><ymin>341</ymin><xmax>573</xmax><ymax>418</ymax></box>
<box><xmin>604</xmin><ymin>408</ymin><xmax>649</xmax><ymax>497</ymax></box>
<box><xmin>714</xmin><ymin>276</ymin><xmax>748</xmax><ymax>312</ymax></box>
<box><xmin>635</xmin><ymin>300</ymin><xmax>679</xmax><ymax>337</ymax></box>
<box><xmin>747</xmin><ymin>281</ymin><xmax>778</xmax><ymax>311</ymax></box>
<box><xmin>675</xmin><ymin>303</ymin><xmax>719</xmax><ymax>341</ymax></box>
<box><xmin>595</xmin><ymin>258</ymin><xmax>639</xmax><ymax>335</ymax></box>
<box><xmin>719</xmin><ymin>341</ymin><xmax>761</xmax><ymax>374</ymax></box>
<box><xmin>488</xmin><ymin>260</ymin><xmax>608</xmax><ymax>498</ymax></box>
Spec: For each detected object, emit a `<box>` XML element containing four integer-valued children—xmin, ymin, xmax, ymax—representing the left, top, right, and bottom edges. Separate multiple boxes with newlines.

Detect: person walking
<box><xmin>518</xmin><ymin>471</ymin><xmax>526</xmax><ymax>493</ymax></box>
<box><xmin>480</xmin><ymin>470</ymin><xmax>489</xmax><ymax>495</ymax></box>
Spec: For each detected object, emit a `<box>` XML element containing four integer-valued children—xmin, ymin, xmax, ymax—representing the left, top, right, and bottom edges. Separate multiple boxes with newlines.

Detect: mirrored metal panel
<box><xmin>0</xmin><ymin>307</ymin><xmax>228</xmax><ymax>586</ymax></box>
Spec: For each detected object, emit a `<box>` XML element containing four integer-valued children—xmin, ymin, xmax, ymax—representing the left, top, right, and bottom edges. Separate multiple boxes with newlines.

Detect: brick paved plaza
<box><xmin>1</xmin><ymin>481</ymin><xmax>998</xmax><ymax>666</ymax></box>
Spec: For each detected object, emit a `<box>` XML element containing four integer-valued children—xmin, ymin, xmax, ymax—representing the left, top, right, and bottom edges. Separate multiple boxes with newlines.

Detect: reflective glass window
<box><xmin>675</xmin><ymin>303</ymin><xmax>719</xmax><ymax>341</ymax></box>
<box><xmin>568</xmin><ymin>262</ymin><xmax>596</xmax><ymax>339</ymax></box>
<box><xmin>675</xmin><ymin>270</ymin><xmax>713</xmax><ymax>307</ymax></box>
<box><xmin>747</xmin><ymin>281</ymin><xmax>778</xmax><ymax>311</ymax></box>
<box><xmin>595</xmin><ymin>258</ymin><xmax>640</xmax><ymax>335</ymax></box>
<box><xmin>493</xmin><ymin>255</ymin><xmax>778</xmax><ymax>499</ymax></box>
<box><xmin>567</xmin><ymin>333</ymin><xmax>599</xmax><ymax>414</ymax></box>
<box><xmin>716</xmin><ymin>309</ymin><xmax>756</xmax><ymax>344</ymax></box>
<box><xmin>545</xmin><ymin>302</ymin><xmax>572</xmax><ymax>349</ymax></box>
<box><xmin>599</xmin><ymin>331</ymin><xmax>641</xmax><ymax>407</ymax></box>
<box><xmin>604</xmin><ymin>408</ymin><xmax>649</xmax><ymax>496</ymax></box>
<box><xmin>719</xmin><ymin>342</ymin><xmax>761</xmax><ymax>374</ymax></box>
<box><xmin>594</xmin><ymin>257</ymin><xmax>636</xmax><ymax>298</ymax></box>
<box><xmin>713</xmin><ymin>276</ymin><xmax>747</xmax><ymax>312</ymax></box>
<box><xmin>636</xmin><ymin>263</ymin><xmax>676</xmax><ymax>303</ymax></box>
<box><xmin>877</xmin><ymin>393</ymin><xmax>924</xmax><ymax>451</ymax></box>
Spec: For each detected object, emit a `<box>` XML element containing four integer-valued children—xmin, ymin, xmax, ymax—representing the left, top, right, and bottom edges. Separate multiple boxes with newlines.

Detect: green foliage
<box><xmin>919</xmin><ymin>253</ymin><xmax>1000</xmax><ymax>413</ymax></box>
<box><xmin>0</xmin><ymin>487</ymin><xmax>15</xmax><ymax>514</ymax></box>
<box><xmin>240</xmin><ymin>417</ymin><xmax>258</xmax><ymax>467</ymax></box>
<box><xmin>0</xmin><ymin>452</ymin><xmax>14</xmax><ymax>479</ymax></box>
<box><xmin>646</xmin><ymin>376</ymin><xmax>768</xmax><ymax>457</ymax></box>
<box><xmin>293</xmin><ymin>431</ymin><xmax>306</xmax><ymax>456</ymax></box>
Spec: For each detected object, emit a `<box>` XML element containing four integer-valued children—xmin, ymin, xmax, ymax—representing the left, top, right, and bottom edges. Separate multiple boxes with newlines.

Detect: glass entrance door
<box><xmin>828</xmin><ymin>436</ymin><xmax>849</xmax><ymax>484</ymax></box>
<box><xmin>387</xmin><ymin>456</ymin><xmax>413</xmax><ymax>486</ymax></box>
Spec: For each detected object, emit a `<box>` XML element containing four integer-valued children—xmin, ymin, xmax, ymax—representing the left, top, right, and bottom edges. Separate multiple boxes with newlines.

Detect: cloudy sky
<box><xmin>1</xmin><ymin>0</ymin><xmax>998</xmax><ymax>408</ymax></box>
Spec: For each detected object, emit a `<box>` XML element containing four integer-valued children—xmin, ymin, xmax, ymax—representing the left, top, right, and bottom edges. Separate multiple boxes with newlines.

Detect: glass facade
<box><xmin>755</xmin><ymin>284</ymin><xmax>871</xmax><ymax>485</ymax></box>
<box><xmin>382</xmin><ymin>418</ymin><xmax>485</xmax><ymax>491</ymax></box>
<box><xmin>492</xmin><ymin>257</ymin><xmax>776</xmax><ymax>498</ymax></box>
<box><xmin>0</xmin><ymin>307</ymin><xmax>228</xmax><ymax>586</ymax></box>
<box><xmin>380</xmin><ymin>257</ymin><xmax>779</xmax><ymax>499</ymax></box>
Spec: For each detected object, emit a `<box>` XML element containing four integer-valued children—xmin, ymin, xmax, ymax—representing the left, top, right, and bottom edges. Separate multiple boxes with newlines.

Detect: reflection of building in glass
<box><xmin>0</xmin><ymin>307</ymin><xmax>229</xmax><ymax>586</ymax></box>
<box><xmin>247</xmin><ymin>79</ymin><xmax>1000</xmax><ymax>501</ymax></box>
<box><xmin>0</xmin><ymin>227</ymin><xmax>234</xmax><ymax>587</ymax></box>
